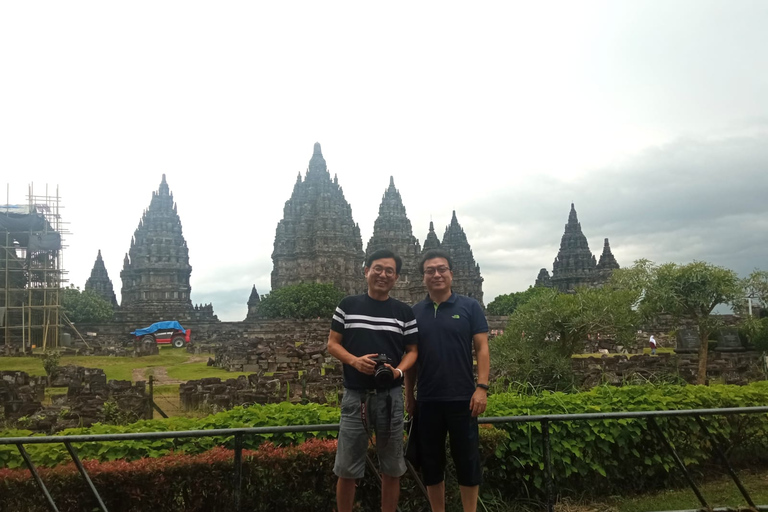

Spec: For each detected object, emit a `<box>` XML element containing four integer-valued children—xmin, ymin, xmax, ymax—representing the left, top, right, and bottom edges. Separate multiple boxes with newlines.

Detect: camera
<box><xmin>371</xmin><ymin>353</ymin><xmax>395</xmax><ymax>387</ymax></box>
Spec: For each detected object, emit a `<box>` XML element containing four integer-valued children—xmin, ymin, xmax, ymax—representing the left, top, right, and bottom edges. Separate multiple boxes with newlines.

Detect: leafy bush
<box><xmin>257</xmin><ymin>282</ymin><xmax>345</xmax><ymax>319</ymax></box>
<box><xmin>486</xmin><ymin>286</ymin><xmax>549</xmax><ymax>316</ymax></box>
<box><xmin>41</xmin><ymin>351</ymin><xmax>61</xmax><ymax>377</ymax></box>
<box><xmin>0</xmin><ymin>402</ymin><xmax>341</xmax><ymax>469</ymax></box>
<box><xmin>0</xmin><ymin>440</ymin><xmax>338</xmax><ymax>512</ymax></box>
<box><xmin>484</xmin><ymin>381</ymin><xmax>768</xmax><ymax>498</ymax></box>
<box><xmin>61</xmin><ymin>286</ymin><xmax>114</xmax><ymax>324</ymax></box>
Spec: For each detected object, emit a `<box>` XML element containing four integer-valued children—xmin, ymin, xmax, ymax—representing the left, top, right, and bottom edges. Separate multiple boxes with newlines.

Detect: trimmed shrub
<box><xmin>0</xmin><ymin>440</ymin><xmax>337</xmax><ymax>512</ymax></box>
<box><xmin>484</xmin><ymin>381</ymin><xmax>768</xmax><ymax>498</ymax></box>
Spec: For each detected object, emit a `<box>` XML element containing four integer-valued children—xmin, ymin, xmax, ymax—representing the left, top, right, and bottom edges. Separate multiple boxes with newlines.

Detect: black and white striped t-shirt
<box><xmin>330</xmin><ymin>294</ymin><xmax>418</xmax><ymax>390</ymax></box>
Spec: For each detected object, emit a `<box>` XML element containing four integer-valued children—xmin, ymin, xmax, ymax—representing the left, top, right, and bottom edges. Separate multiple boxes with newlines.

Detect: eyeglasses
<box><xmin>424</xmin><ymin>266</ymin><xmax>451</xmax><ymax>276</ymax></box>
<box><xmin>371</xmin><ymin>265</ymin><xmax>396</xmax><ymax>277</ymax></box>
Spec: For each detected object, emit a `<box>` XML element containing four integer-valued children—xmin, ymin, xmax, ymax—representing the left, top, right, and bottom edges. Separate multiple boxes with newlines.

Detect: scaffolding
<box><xmin>1</xmin><ymin>184</ymin><xmax>67</xmax><ymax>354</ymax></box>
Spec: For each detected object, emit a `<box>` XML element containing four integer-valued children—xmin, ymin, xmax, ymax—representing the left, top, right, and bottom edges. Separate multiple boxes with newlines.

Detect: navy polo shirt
<box><xmin>412</xmin><ymin>292</ymin><xmax>488</xmax><ymax>402</ymax></box>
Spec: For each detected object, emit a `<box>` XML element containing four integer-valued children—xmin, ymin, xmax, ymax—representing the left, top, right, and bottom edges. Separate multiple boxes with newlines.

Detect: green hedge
<box><xmin>2</xmin><ymin>382</ymin><xmax>767</xmax><ymax>504</ymax></box>
<box><xmin>0</xmin><ymin>401</ymin><xmax>340</xmax><ymax>469</ymax></box>
<box><xmin>0</xmin><ymin>440</ymin><xmax>338</xmax><ymax>512</ymax></box>
<box><xmin>483</xmin><ymin>381</ymin><xmax>768</xmax><ymax>497</ymax></box>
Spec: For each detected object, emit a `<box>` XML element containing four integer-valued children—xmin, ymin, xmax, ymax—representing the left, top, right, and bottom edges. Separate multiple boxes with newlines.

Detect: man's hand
<box><xmin>469</xmin><ymin>387</ymin><xmax>487</xmax><ymax>417</ymax></box>
<box><xmin>351</xmin><ymin>353</ymin><xmax>378</xmax><ymax>375</ymax></box>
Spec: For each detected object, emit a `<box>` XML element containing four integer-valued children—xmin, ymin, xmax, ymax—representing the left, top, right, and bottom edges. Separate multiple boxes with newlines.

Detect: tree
<box><xmin>742</xmin><ymin>269</ymin><xmax>768</xmax><ymax>310</ymax></box>
<box><xmin>258</xmin><ymin>282</ymin><xmax>346</xmax><ymax>320</ymax></box>
<box><xmin>61</xmin><ymin>286</ymin><xmax>114</xmax><ymax>323</ymax></box>
<box><xmin>639</xmin><ymin>261</ymin><xmax>741</xmax><ymax>385</ymax></box>
<box><xmin>486</xmin><ymin>286</ymin><xmax>548</xmax><ymax>316</ymax></box>
<box><xmin>491</xmin><ymin>286</ymin><xmax>639</xmax><ymax>390</ymax></box>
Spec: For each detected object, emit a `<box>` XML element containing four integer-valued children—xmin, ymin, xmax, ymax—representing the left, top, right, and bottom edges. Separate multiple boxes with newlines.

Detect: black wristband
<box><xmin>476</xmin><ymin>383</ymin><xmax>489</xmax><ymax>391</ymax></box>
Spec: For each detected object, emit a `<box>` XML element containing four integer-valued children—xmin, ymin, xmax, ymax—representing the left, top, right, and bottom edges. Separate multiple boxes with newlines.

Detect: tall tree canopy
<box><xmin>61</xmin><ymin>286</ymin><xmax>114</xmax><ymax>324</ymax></box>
<box><xmin>638</xmin><ymin>261</ymin><xmax>741</xmax><ymax>384</ymax></box>
<box><xmin>257</xmin><ymin>282</ymin><xmax>346</xmax><ymax>320</ymax></box>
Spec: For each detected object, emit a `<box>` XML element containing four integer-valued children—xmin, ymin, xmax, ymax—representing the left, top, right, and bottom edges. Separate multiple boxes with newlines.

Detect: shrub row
<box><xmin>2</xmin><ymin>382</ymin><xmax>767</xmax><ymax>505</ymax></box>
<box><xmin>0</xmin><ymin>440</ymin><xmax>338</xmax><ymax>512</ymax></box>
<box><xmin>483</xmin><ymin>381</ymin><xmax>768</xmax><ymax>497</ymax></box>
<box><xmin>0</xmin><ymin>401</ymin><xmax>340</xmax><ymax>469</ymax></box>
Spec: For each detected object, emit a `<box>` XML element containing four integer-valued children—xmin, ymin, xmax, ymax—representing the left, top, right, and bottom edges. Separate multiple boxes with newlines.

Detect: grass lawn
<box><xmin>0</xmin><ymin>346</ymin><xmax>248</xmax><ymax>384</ymax></box>
<box><xmin>595</xmin><ymin>469</ymin><xmax>768</xmax><ymax>512</ymax></box>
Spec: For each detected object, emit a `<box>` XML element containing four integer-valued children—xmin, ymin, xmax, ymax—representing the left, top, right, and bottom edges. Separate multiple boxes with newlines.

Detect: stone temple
<box><xmin>84</xmin><ymin>250</ymin><xmax>117</xmax><ymax>307</ymax></box>
<box><xmin>436</xmin><ymin>211</ymin><xmax>484</xmax><ymax>305</ymax></box>
<box><xmin>271</xmin><ymin>143</ymin><xmax>366</xmax><ymax>296</ymax></box>
<box><xmin>115</xmin><ymin>175</ymin><xmax>217</xmax><ymax>324</ymax></box>
<box><xmin>538</xmin><ymin>203</ymin><xmax>619</xmax><ymax>292</ymax></box>
<box><xmin>365</xmin><ymin>177</ymin><xmax>423</xmax><ymax>304</ymax></box>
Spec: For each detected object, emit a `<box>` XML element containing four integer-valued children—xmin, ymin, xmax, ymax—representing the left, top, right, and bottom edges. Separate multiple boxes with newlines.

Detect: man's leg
<box><xmin>426</xmin><ymin>481</ymin><xmax>446</xmax><ymax>512</ymax></box>
<box><xmin>459</xmin><ymin>485</ymin><xmax>479</xmax><ymax>512</ymax></box>
<box><xmin>381</xmin><ymin>474</ymin><xmax>400</xmax><ymax>512</ymax></box>
<box><xmin>376</xmin><ymin>388</ymin><xmax>407</xmax><ymax>512</ymax></box>
<box><xmin>418</xmin><ymin>401</ymin><xmax>448</xmax><ymax>512</ymax></box>
<box><xmin>336</xmin><ymin>477</ymin><xmax>357</xmax><ymax>512</ymax></box>
<box><xmin>334</xmin><ymin>389</ymin><xmax>368</xmax><ymax>512</ymax></box>
<box><xmin>446</xmin><ymin>401</ymin><xmax>482</xmax><ymax>512</ymax></box>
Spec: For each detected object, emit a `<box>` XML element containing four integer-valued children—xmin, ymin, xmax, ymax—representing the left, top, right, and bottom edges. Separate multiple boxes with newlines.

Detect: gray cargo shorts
<box><xmin>333</xmin><ymin>387</ymin><xmax>406</xmax><ymax>479</ymax></box>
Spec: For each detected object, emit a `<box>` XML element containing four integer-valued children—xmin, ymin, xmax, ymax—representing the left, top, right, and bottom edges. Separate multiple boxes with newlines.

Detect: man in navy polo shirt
<box><xmin>405</xmin><ymin>249</ymin><xmax>490</xmax><ymax>512</ymax></box>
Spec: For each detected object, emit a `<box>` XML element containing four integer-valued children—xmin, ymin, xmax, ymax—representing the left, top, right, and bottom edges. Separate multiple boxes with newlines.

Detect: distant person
<box><xmin>327</xmin><ymin>249</ymin><xmax>418</xmax><ymax>512</ymax></box>
<box><xmin>406</xmin><ymin>249</ymin><xmax>490</xmax><ymax>512</ymax></box>
<box><xmin>649</xmin><ymin>335</ymin><xmax>657</xmax><ymax>355</ymax></box>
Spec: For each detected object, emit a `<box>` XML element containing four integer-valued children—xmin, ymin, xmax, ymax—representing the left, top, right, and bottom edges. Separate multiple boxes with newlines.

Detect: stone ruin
<box><xmin>1</xmin><ymin>367</ymin><xmax>150</xmax><ymax>433</ymax></box>
<box><xmin>179</xmin><ymin>335</ymin><xmax>343</xmax><ymax>410</ymax></box>
<box><xmin>572</xmin><ymin>350</ymin><xmax>765</xmax><ymax>388</ymax></box>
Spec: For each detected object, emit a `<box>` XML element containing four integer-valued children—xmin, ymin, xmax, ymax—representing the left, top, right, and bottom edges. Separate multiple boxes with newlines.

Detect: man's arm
<box><xmin>469</xmin><ymin>332</ymin><xmax>490</xmax><ymax>417</ymax></box>
<box><xmin>326</xmin><ymin>329</ymin><xmax>377</xmax><ymax>375</ymax></box>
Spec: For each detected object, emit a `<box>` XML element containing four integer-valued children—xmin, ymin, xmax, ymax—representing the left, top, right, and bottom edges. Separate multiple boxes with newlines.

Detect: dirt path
<box><xmin>131</xmin><ymin>366</ymin><xmax>185</xmax><ymax>385</ymax></box>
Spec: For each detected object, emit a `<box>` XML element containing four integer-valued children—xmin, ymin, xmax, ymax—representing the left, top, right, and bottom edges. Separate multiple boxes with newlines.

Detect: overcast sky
<box><xmin>2</xmin><ymin>1</ymin><xmax>767</xmax><ymax>321</ymax></box>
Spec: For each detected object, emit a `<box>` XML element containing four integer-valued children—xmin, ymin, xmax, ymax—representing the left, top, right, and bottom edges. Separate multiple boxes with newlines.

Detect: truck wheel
<box><xmin>141</xmin><ymin>335</ymin><xmax>155</xmax><ymax>344</ymax></box>
<box><xmin>172</xmin><ymin>336</ymin><xmax>186</xmax><ymax>348</ymax></box>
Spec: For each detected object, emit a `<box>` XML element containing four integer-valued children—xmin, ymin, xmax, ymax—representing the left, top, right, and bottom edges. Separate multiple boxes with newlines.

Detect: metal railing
<box><xmin>2</xmin><ymin>406</ymin><xmax>768</xmax><ymax>512</ymax></box>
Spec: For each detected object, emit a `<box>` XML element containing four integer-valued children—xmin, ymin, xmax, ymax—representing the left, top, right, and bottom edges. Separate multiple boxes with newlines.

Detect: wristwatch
<box><xmin>476</xmin><ymin>383</ymin><xmax>489</xmax><ymax>391</ymax></box>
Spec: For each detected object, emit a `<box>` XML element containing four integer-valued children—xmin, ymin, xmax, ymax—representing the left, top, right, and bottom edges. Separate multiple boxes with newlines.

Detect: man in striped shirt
<box><xmin>327</xmin><ymin>249</ymin><xmax>419</xmax><ymax>512</ymax></box>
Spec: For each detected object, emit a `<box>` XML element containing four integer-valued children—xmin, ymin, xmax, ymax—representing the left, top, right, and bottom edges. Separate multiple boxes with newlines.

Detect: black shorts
<box><xmin>416</xmin><ymin>400</ymin><xmax>482</xmax><ymax>487</ymax></box>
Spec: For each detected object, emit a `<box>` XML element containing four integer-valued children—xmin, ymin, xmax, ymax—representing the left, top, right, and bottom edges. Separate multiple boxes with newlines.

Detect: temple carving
<box><xmin>245</xmin><ymin>285</ymin><xmax>261</xmax><ymax>321</ymax></box>
<box><xmin>545</xmin><ymin>203</ymin><xmax>619</xmax><ymax>292</ymax></box>
<box><xmin>436</xmin><ymin>211</ymin><xmax>484</xmax><ymax>305</ymax></box>
<box><xmin>365</xmin><ymin>177</ymin><xmax>423</xmax><ymax>304</ymax></box>
<box><xmin>116</xmin><ymin>175</ymin><xmax>217</xmax><ymax>324</ymax></box>
<box><xmin>84</xmin><ymin>250</ymin><xmax>118</xmax><ymax>307</ymax></box>
<box><xmin>271</xmin><ymin>143</ymin><xmax>365</xmax><ymax>296</ymax></box>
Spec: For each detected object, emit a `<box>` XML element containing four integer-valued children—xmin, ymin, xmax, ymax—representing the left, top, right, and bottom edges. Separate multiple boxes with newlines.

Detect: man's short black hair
<box><xmin>366</xmin><ymin>249</ymin><xmax>402</xmax><ymax>275</ymax></box>
<box><xmin>420</xmin><ymin>250</ymin><xmax>453</xmax><ymax>274</ymax></box>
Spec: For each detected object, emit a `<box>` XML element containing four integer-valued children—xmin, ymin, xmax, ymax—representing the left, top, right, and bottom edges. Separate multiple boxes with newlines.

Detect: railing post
<box><xmin>648</xmin><ymin>417</ymin><xmax>709</xmax><ymax>509</ymax></box>
<box><xmin>17</xmin><ymin>443</ymin><xmax>59</xmax><ymax>512</ymax></box>
<box><xmin>64</xmin><ymin>441</ymin><xmax>109</xmax><ymax>512</ymax></box>
<box><xmin>233</xmin><ymin>432</ymin><xmax>243</xmax><ymax>512</ymax></box>
<box><xmin>694</xmin><ymin>415</ymin><xmax>757</xmax><ymax>509</ymax></box>
<box><xmin>541</xmin><ymin>419</ymin><xmax>555</xmax><ymax>512</ymax></box>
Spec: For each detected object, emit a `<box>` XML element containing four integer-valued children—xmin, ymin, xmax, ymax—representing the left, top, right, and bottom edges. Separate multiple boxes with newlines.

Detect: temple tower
<box><xmin>271</xmin><ymin>143</ymin><xmax>365</xmax><ymax>295</ymax></box>
<box><xmin>422</xmin><ymin>221</ymin><xmax>441</xmax><ymax>253</ymax></box>
<box><xmin>365</xmin><ymin>177</ymin><xmax>423</xmax><ymax>304</ymax></box>
<box><xmin>84</xmin><ymin>250</ymin><xmax>118</xmax><ymax>307</ymax></box>
<box><xmin>117</xmin><ymin>175</ymin><xmax>216</xmax><ymax>323</ymax></box>
<box><xmin>438</xmin><ymin>211</ymin><xmax>484</xmax><ymax>305</ymax></box>
<box><xmin>534</xmin><ymin>268</ymin><xmax>552</xmax><ymax>288</ymax></box>
<box><xmin>245</xmin><ymin>285</ymin><xmax>261</xmax><ymax>321</ymax></box>
<box><xmin>595</xmin><ymin>238</ymin><xmax>620</xmax><ymax>281</ymax></box>
<box><xmin>551</xmin><ymin>203</ymin><xmax>597</xmax><ymax>292</ymax></box>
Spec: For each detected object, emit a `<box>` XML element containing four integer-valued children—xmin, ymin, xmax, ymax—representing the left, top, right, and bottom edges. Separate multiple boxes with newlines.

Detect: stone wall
<box><xmin>2</xmin><ymin>367</ymin><xmax>151</xmax><ymax>433</ymax></box>
<box><xmin>572</xmin><ymin>351</ymin><xmax>766</xmax><ymax>388</ymax></box>
<box><xmin>180</xmin><ymin>371</ymin><xmax>343</xmax><ymax>411</ymax></box>
<box><xmin>1</xmin><ymin>371</ymin><xmax>46</xmax><ymax>421</ymax></box>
